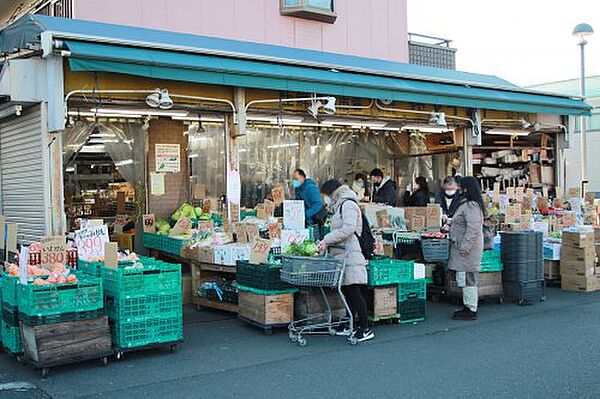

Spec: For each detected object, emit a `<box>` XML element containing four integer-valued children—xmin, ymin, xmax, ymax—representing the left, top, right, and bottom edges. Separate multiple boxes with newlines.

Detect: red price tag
<box><xmin>249</xmin><ymin>238</ymin><xmax>271</xmax><ymax>264</ymax></box>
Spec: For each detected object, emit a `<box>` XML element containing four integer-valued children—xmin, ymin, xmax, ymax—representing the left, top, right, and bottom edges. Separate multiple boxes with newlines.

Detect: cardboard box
<box><xmin>560</xmin><ymin>244</ymin><xmax>596</xmax><ymax>265</ymax></box>
<box><xmin>543</xmin><ymin>242</ymin><xmax>561</xmax><ymax>261</ymax></box>
<box><xmin>181</xmin><ymin>245</ymin><xmax>215</xmax><ymax>263</ymax></box>
<box><xmin>367</xmin><ymin>286</ymin><xmax>398</xmax><ymax>319</ymax></box>
<box><xmin>561</xmin><ymin>231</ymin><xmax>594</xmax><ymax>249</ymax></box>
<box><xmin>561</xmin><ymin>275</ymin><xmax>600</xmax><ymax>293</ymax></box>
<box><xmin>544</xmin><ymin>260</ymin><xmax>560</xmax><ymax>280</ymax></box>
<box><xmin>426</xmin><ymin>204</ymin><xmax>441</xmax><ymax>229</ymax></box>
<box><xmin>182</xmin><ymin>274</ymin><xmax>192</xmax><ymax>305</ymax></box>
<box><xmin>560</xmin><ymin>261</ymin><xmax>597</xmax><ymax>277</ymax></box>
<box><xmin>383</xmin><ymin>243</ymin><xmax>395</xmax><ymax>258</ymax></box>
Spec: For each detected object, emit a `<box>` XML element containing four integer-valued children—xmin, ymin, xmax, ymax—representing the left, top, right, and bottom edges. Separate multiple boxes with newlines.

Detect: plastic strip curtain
<box><xmin>62</xmin><ymin>122</ymin><xmax>97</xmax><ymax>166</ymax></box>
<box><xmin>188</xmin><ymin>123</ymin><xmax>226</xmax><ymax>198</ymax></box>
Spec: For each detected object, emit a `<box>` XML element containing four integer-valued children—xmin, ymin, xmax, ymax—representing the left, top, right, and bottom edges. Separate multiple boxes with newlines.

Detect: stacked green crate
<box><xmin>397</xmin><ymin>279</ymin><xmax>427</xmax><ymax>324</ymax></box>
<box><xmin>103</xmin><ymin>258</ymin><xmax>183</xmax><ymax>349</ymax></box>
<box><xmin>1</xmin><ymin>274</ymin><xmax>21</xmax><ymax>353</ymax></box>
<box><xmin>480</xmin><ymin>249</ymin><xmax>503</xmax><ymax>272</ymax></box>
<box><xmin>367</xmin><ymin>258</ymin><xmax>414</xmax><ymax>286</ymax></box>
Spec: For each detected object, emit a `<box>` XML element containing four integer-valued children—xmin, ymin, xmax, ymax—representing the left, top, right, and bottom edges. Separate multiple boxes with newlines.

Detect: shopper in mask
<box><xmin>319</xmin><ymin>179</ymin><xmax>373</xmax><ymax>342</ymax></box>
<box><xmin>292</xmin><ymin>169</ymin><xmax>324</xmax><ymax>226</ymax></box>
<box><xmin>448</xmin><ymin>176</ymin><xmax>484</xmax><ymax>320</ymax></box>
<box><xmin>351</xmin><ymin>173</ymin><xmax>368</xmax><ymax>202</ymax></box>
<box><xmin>368</xmin><ymin>168</ymin><xmax>398</xmax><ymax>206</ymax></box>
<box><xmin>435</xmin><ymin>175</ymin><xmax>461</xmax><ymax>219</ymax></box>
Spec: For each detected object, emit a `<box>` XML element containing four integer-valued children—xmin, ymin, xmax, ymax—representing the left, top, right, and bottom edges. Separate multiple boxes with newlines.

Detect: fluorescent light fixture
<box><xmin>79</xmin><ymin>145</ymin><xmax>106</xmax><ymax>153</ymax></box>
<box><xmin>267</xmin><ymin>143</ymin><xmax>300</xmax><ymax>149</ymax></box>
<box><xmin>88</xmin><ymin>139</ymin><xmax>119</xmax><ymax>144</ymax></box>
<box><xmin>484</xmin><ymin>129</ymin><xmax>530</xmax><ymax>137</ymax></box>
<box><xmin>247</xmin><ymin>115</ymin><xmax>304</xmax><ymax>124</ymax></box>
<box><xmin>325</xmin><ymin>144</ymin><xmax>333</xmax><ymax>151</ymax></box>
<box><xmin>401</xmin><ymin>125</ymin><xmax>453</xmax><ymax>133</ymax></box>
<box><xmin>91</xmin><ymin>108</ymin><xmax>189</xmax><ymax>118</ymax></box>
<box><xmin>114</xmin><ymin>159</ymin><xmax>134</xmax><ymax>166</ymax></box>
<box><xmin>172</xmin><ymin>115</ymin><xmax>224</xmax><ymax>122</ymax></box>
<box><xmin>89</xmin><ymin>132</ymin><xmax>116</xmax><ymax>138</ymax></box>
<box><xmin>322</xmin><ymin>120</ymin><xmax>387</xmax><ymax>128</ymax></box>
<box><xmin>188</xmin><ymin>154</ymin><xmax>199</xmax><ymax>159</ymax></box>
<box><xmin>65</xmin><ymin>167</ymin><xmax>75</xmax><ymax>173</ymax></box>
<box><xmin>67</xmin><ymin>111</ymin><xmax>143</xmax><ymax>119</ymax></box>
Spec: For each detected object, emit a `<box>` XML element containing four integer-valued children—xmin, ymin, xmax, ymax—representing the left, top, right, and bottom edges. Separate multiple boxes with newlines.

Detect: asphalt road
<box><xmin>1</xmin><ymin>287</ymin><xmax>599</xmax><ymax>399</ymax></box>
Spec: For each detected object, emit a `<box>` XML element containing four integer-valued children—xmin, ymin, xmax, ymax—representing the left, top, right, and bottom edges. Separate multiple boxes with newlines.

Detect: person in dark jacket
<box><xmin>404</xmin><ymin>176</ymin><xmax>430</xmax><ymax>207</ymax></box>
<box><xmin>435</xmin><ymin>175</ymin><xmax>461</xmax><ymax>218</ymax></box>
<box><xmin>369</xmin><ymin>168</ymin><xmax>398</xmax><ymax>206</ymax></box>
<box><xmin>292</xmin><ymin>169</ymin><xmax>323</xmax><ymax>225</ymax></box>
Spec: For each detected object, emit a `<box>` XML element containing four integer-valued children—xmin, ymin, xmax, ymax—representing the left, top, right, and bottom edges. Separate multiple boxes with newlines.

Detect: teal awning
<box><xmin>1</xmin><ymin>15</ymin><xmax>591</xmax><ymax>116</ymax></box>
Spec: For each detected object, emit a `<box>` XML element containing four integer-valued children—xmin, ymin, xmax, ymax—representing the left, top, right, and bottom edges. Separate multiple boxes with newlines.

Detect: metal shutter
<box><xmin>0</xmin><ymin>105</ymin><xmax>49</xmax><ymax>244</ymax></box>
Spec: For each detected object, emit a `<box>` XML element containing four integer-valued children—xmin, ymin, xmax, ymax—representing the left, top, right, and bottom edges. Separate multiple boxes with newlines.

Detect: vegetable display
<box><xmin>283</xmin><ymin>240</ymin><xmax>319</xmax><ymax>257</ymax></box>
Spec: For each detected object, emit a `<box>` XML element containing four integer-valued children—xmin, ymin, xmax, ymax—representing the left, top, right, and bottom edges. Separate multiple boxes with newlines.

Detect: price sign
<box><xmin>585</xmin><ymin>191</ymin><xmax>595</xmax><ymax>205</ymax></box>
<box><xmin>230</xmin><ymin>203</ymin><xmax>240</xmax><ymax>223</ymax></box>
<box><xmin>249</xmin><ymin>238</ymin><xmax>271</xmax><ymax>264</ymax></box>
<box><xmin>236</xmin><ymin>223</ymin><xmax>248</xmax><ymax>243</ymax></box>
<box><xmin>41</xmin><ymin>235</ymin><xmax>66</xmax><ymax>266</ymax></box>
<box><xmin>506</xmin><ymin>186</ymin><xmax>515</xmax><ymax>199</ymax></box>
<box><xmin>198</xmin><ymin>220</ymin><xmax>214</xmax><ymax>233</ymax></box>
<box><xmin>283</xmin><ymin>200</ymin><xmax>305</xmax><ymax>230</ymax></box>
<box><xmin>143</xmin><ymin>214</ymin><xmax>156</xmax><ymax>233</ymax></box>
<box><xmin>256</xmin><ymin>204</ymin><xmax>267</xmax><ymax>220</ymax></box>
<box><xmin>264</xmin><ymin>200</ymin><xmax>275</xmax><ymax>218</ymax></box>
<box><xmin>268</xmin><ymin>222</ymin><xmax>282</xmax><ymax>240</ymax></box>
<box><xmin>75</xmin><ymin>225</ymin><xmax>109</xmax><ymax>261</ymax></box>
<box><xmin>271</xmin><ymin>185</ymin><xmax>285</xmax><ymax>205</ymax></box>
<box><xmin>374</xmin><ymin>233</ymin><xmax>384</xmax><ymax>256</ymax></box>
<box><xmin>411</xmin><ymin>215</ymin><xmax>426</xmax><ymax>231</ymax></box>
<box><xmin>493</xmin><ymin>182</ymin><xmax>500</xmax><ymax>203</ymax></box>
<box><xmin>376</xmin><ymin>210</ymin><xmax>391</xmax><ymax>228</ymax></box>
<box><xmin>505</xmin><ymin>204</ymin><xmax>522</xmax><ymax>223</ymax></box>
<box><xmin>281</xmin><ymin>229</ymin><xmax>310</xmax><ymax>250</ymax></box>
<box><xmin>498</xmin><ymin>195</ymin><xmax>509</xmax><ymax>214</ymax></box>
<box><xmin>114</xmin><ymin>215</ymin><xmax>127</xmax><ymax>234</ymax></box>
<box><xmin>169</xmin><ymin>217</ymin><xmax>192</xmax><ymax>238</ymax></box>
<box><xmin>515</xmin><ymin>187</ymin><xmax>524</xmax><ymax>203</ymax></box>
<box><xmin>246</xmin><ymin>224</ymin><xmax>260</xmax><ymax>243</ymax></box>
<box><xmin>562</xmin><ymin>211</ymin><xmax>577</xmax><ymax>227</ymax></box>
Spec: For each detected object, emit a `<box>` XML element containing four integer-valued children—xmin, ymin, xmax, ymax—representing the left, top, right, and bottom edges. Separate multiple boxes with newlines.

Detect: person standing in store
<box><xmin>368</xmin><ymin>168</ymin><xmax>398</xmax><ymax>206</ymax></box>
<box><xmin>403</xmin><ymin>176</ymin><xmax>431</xmax><ymax>207</ymax></box>
<box><xmin>351</xmin><ymin>173</ymin><xmax>369</xmax><ymax>202</ymax></box>
<box><xmin>318</xmin><ymin>179</ymin><xmax>374</xmax><ymax>342</ymax></box>
<box><xmin>292</xmin><ymin>169</ymin><xmax>324</xmax><ymax>226</ymax></box>
<box><xmin>435</xmin><ymin>176</ymin><xmax>461</xmax><ymax>230</ymax></box>
<box><xmin>447</xmin><ymin>176</ymin><xmax>484</xmax><ymax>320</ymax></box>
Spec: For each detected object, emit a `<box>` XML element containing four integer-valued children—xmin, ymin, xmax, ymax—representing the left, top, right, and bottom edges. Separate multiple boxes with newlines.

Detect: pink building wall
<box><xmin>74</xmin><ymin>0</ymin><xmax>409</xmax><ymax>63</ymax></box>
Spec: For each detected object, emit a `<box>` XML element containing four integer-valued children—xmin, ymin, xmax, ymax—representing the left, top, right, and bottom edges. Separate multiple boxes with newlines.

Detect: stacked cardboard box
<box><xmin>560</xmin><ymin>231</ymin><xmax>600</xmax><ymax>292</ymax></box>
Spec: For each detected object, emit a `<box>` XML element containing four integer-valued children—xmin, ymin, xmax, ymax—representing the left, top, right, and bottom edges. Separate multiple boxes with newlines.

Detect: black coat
<box><xmin>372</xmin><ymin>179</ymin><xmax>398</xmax><ymax>206</ymax></box>
<box><xmin>405</xmin><ymin>189</ymin><xmax>430</xmax><ymax>207</ymax></box>
<box><xmin>435</xmin><ymin>190</ymin><xmax>461</xmax><ymax>217</ymax></box>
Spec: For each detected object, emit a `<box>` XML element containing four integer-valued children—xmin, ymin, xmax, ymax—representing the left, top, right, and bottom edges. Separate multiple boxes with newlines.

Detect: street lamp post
<box><xmin>573</xmin><ymin>23</ymin><xmax>594</xmax><ymax>195</ymax></box>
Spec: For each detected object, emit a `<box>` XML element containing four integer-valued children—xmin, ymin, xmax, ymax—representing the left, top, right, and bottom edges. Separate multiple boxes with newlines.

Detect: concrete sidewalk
<box><xmin>1</xmin><ymin>287</ymin><xmax>599</xmax><ymax>399</ymax></box>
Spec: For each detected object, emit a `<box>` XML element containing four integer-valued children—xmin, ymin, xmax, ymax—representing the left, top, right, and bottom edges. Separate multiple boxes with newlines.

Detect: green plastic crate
<box><xmin>19</xmin><ymin>308</ymin><xmax>104</xmax><ymax>327</ymax></box>
<box><xmin>236</xmin><ymin>261</ymin><xmax>291</xmax><ymax>291</ymax></box>
<box><xmin>398</xmin><ymin>298</ymin><xmax>426</xmax><ymax>324</ymax></box>
<box><xmin>1</xmin><ymin>303</ymin><xmax>18</xmax><ymax>327</ymax></box>
<box><xmin>481</xmin><ymin>249</ymin><xmax>503</xmax><ymax>272</ymax></box>
<box><xmin>398</xmin><ymin>279</ymin><xmax>427</xmax><ymax>302</ymax></box>
<box><xmin>1</xmin><ymin>320</ymin><xmax>22</xmax><ymax>354</ymax></box>
<box><xmin>105</xmin><ymin>292</ymin><xmax>182</xmax><ymax>321</ymax></box>
<box><xmin>102</xmin><ymin>263</ymin><xmax>181</xmax><ymax>298</ymax></box>
<box><xmin>143</xmin><ymin>233</ymin><xmax>190</xmax><ymax>256</ymax></box>
<box><xmin>18</xmin><ymin>274</ymin><xmax>103</xmax><ymax>317</ymax></box>
<box><xmin>240</xmin><ymin>210</ymin><xmax>257</xmax><ymax>220</ymax></box>
<box><xmin>367</xmin><ymin>259</ymin><xmax>414</xmax><ymax>286</ymax></box>
<box><xmin>1</xmin><ymin>274</ymin><xmax>19</xmax><ymax>307</ymax></box>
<box><xmin>110</xmin><ymin>315</ymin><xmax>183</xmax><ymax>349</ymax></box>
<box><xmin>77</xmin><ymin>259</ymin><xmax>105</xmax><ymax>277</ymax></box>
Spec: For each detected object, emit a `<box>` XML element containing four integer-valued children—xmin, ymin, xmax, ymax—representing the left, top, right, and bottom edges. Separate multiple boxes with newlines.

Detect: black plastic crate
<box><xmin>502</xmin><ymin>259</ymin><xmax>544</xmax><ymax>282</ymax></box>
<box><xmin>395</xmin><ymin>241</ymin><xmax>422</xmax><ymax>260</ymax></box>
<box><xmin>398</xmin><ymin>298</ymin><xmax>426</xmax><ymax>323</ymax></box>
<box><xmin>236</xmin><ymin>261</ymin><xmax>290</xmax><ymax>291</ymax></box>
<box><xmin>18</xmin><ymin>308</ymin><xmax>105</xmax><ymax>327</ymax></box>
<box><xmin>500</xmin><ymin>231</ymin><xmax>543</xmax><ymax>263</ymax></box>
<box><xmin>1</xmin><ymin>303</ymin><xmax>19</xmax><ymax>327</ymax></box>
<box><xmin>503</xmin><ymin>279</ymin><xmax>546</xmax><ymax>305</ymax></box>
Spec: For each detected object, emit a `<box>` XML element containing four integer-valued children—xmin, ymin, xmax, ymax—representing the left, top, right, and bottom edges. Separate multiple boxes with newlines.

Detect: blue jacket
<box><xmin>295</xmin><ymin>178</ymin><xmax>323</xmax><ymax>224</ymax></box>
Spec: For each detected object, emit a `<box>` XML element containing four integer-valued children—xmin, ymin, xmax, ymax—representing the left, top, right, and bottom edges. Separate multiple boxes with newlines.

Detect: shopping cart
<box><xmin>281</xmin><ymin>255</ymin><xmax>357</xmax><ymax>346</ymax></box>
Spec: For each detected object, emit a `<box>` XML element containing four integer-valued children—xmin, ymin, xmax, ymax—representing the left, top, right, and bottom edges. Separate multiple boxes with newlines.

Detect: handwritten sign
<box><xmin>376</xmin><ymin>210</ymin><xmax>391</xmax><ymax>228</ymax></box>
<box><xmin>75</xmin><ymin>225</ymin><xmax>109</xmax><ymax>261</ymax></box>
<box><xmin>374</xmin><ymin>233</ymin><xmax>384</xmax><ymax>256</ymax></box>
<box><xmin>41</xmin><ymin>236</ymin><xmax>66</xmax><ymax>266</ymax></box>
<box><xmin>272</xmin><ymin>185</ymin><xmax>285</xmax><ymax>205</ymax></box>
<box><xmin>169</xmin><ymin>217</ymin><xmax>192</xmax><ymax>238</ymax></box>
<box><xmin>515</xmin><ymin>187</ymin><xmax>524</xmax><ymax>203</ymax></box>
<box><xmin>498</xmin><ymin>195</ymin><xmax>509</xmax><ymax>214</ymax></box>
<box><xmin>249</xmin><ymin>238</ymin><xmax>271</xmax><ymax>264</ymax></box>
<box><xmin>281</xmin><ymin>229</ymin><xmax>310</xmax><ymax>250</ymax></box>
<box><xmin>268</xmin><ymin>222</ymin><xmax>282</xmax><ymax>240</ymax></box>
<box><xmin>264</xmin><ymin>200</ymin><xmax>275</xmax><ymax>218</ymax></box>
<box><xmin>114</xmin><ymin>215</ymin><xmax>127</xmax><ymax>234</ymax></box>
<box><xmin>563</xmin><ymin>211</ymin><xmax>577</xmax><ymax>228</ymax></box>
<box><xmin>493</xmin><ymin>182</ymin><xmax>500</xmax><ymax>203</ymax></box>
<box><xmin>256</xmin><ymin>204</ymin><xmax>267</xmax><ymax>220</ymax></box>
<box><xmin>230</xmin><ymin>203</ymin><xmax>240</xmax><ymax>223</ymax></box>
<box><xmin>505</xmin><ymin>204</ymin><xmax>522</xmax><ymax>223</ymax></box>
<box><xmin>411</xmin><ymin>215</ymin><xmax>426</xmax><ymax>231</ymax></box>
<box><xmin>143</xmin><ymin>214</ymin><xmax>156</xmax><ymax>233</ymax></box>
<box><xmin>198</xmin><ymin>220</ymin><xmax>214</xmax><ymax>233</ymax></box>
<box><xmin>506</xmin><ymin>186</ymin><xmax>515</xmax><ymax>199</ymax></box>
<box><xmin>193</xmin><ymin>183</ymin><xmax>206</xmax><ymax>200</ymax></box>
<box><xmin>585</xmin><ymin>191</ymin><xmax>595</xmax><ymax>205</ymax></box>
<box><xmin>155</xmin><ymin>143</ymin><xmax>181</xmax><ymax>173</ymax></box>
<box><xmin>283</xmin><ymin>200</ymin><xmax>305</xmax><ymax>230</ymax></box>
<box><xmin>246</xmin><ymin>224</ymin><xmax>260</xmax><ymax>243</ymax></box>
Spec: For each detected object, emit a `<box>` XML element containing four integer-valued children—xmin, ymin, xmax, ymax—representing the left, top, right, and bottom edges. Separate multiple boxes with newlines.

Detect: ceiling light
<box><xmin>67</xmin><ymin>111</ymin><xmax>144</xmax><ymax>119</ymax></box>
<box><xmin>322</xmin><ymin>120</ymin><xmax>387</xmax><ymax>128</ymax></box>
<box><xmin>484</xmin><ymin>129</ymin><xmax>530</xmax><ymax>137</ymax></box>
<box><xmin>322</xmin><ymin>97</ymin><xmax>336</xmax><ymax>114</ymax></box>
<box><xmin>401</xmin><ymin>125</ymin><xmax>453</xmax><ymax>133</ymax></box>
<box><xmin>247</xmin><ymin>115</ymin><xmax>304</xmax><ymax>124</ymax></box>
<box><xmin>65</xmin><ymin>167</ymin><xmax>75</xmax><ymax>173</ymax></box>
<box><xmin>307</xmin><ymin>100</ymin><xmax>320</xmax><ymax>119</ymax></box>
<box><xmin>429</xmin><ymin>112</ymin><xmax>447</xmax><ymax>127</ymax></box>
<box><xmin>145</xmin><ymin>89</ymin><xmax>161</xmax><ymax>108</ymax></box>
<box><xmin>159</xmin><ymin>89</ymin><xmax>173</xmax><ymax>109</ymax></box>
<box><xmin>114</xmin><ymin>159</ymin><xmax>134</xmax><ymax>166</ymax></box>
<box><xmin>325</xmin><ymin>143</ymin><xmax>333</xmax><ymax>151</ymax></box>
<box><xmin>171</xmin><ymin>115</ymin><xmax>224</xmax><ymax>122</ymax></box>
<box><xmin>91</xmin><ymin>108</ymin><xmax>188</xmax><ymax>118</ymax></box>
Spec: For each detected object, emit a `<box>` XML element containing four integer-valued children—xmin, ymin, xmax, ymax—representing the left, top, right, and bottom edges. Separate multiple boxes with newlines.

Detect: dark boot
<box><xmin>452</xmin><ymin>307</ymin><xmax>478</xmax><ymax>320</ymax></box>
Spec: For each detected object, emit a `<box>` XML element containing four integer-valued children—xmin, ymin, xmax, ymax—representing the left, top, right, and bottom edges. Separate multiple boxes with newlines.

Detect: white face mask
<box><xmin>445</xmin><ymin>189</ymin><xmax>457</xmax><ymax>196</ymax></box>
<box><xmin>323</xmin><ymin>195</ymin><xmax>333</xmax><ymax>206</ymax></box>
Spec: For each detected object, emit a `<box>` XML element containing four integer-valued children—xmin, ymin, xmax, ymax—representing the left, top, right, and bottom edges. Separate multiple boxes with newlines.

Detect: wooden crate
<box><xmin>294</xmin><ymin>289</ymin><xmax>346</xmax><ymax>320</ymax></box>
<box><xmin>544</xmin><ymin>260</ymin><xmax>560</xmax><ymax>280</ymax></box>
<box><xmin>21</xmin><ymin>316</ymin><xmax>112</xmax><ymax>366</ymax></box>
<box><xmin>238</xmin><ymin>291</ymin><xmax>293</xmax><ymax>326</ymax></box>
<box><xmin>367</xmin><ymin>286</ymin><xmax>397</xmax><ymax>319</ymax></box>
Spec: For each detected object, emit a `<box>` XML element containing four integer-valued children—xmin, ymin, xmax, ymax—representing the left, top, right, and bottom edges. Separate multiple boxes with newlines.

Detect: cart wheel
<box><xmin>497</xmin><ymin>297</ymin><xmax>504</xmax><ymax>305</ymax></box>
<box><xmin>518</xmin><ymin>299</ymin><xmax>525</xmax><ymax>306</ymax></box>
<box><xmin>328</xmin><ymin>328</ymin><xmax>336</xmax><ymax>336</ymax></box>
<box><xmin>41</xmin><ymin>368</ymin><xmax>49</xmax><ymax>378</ymax></box>
<box><xmin>100</xmin><ymin>356</ymin><xmax>108</xmax><ymax>366</ymax></box>
<box><xmin>168</xmin><ymin>344</ymin><xmax>177</xmax><ymax>353</ymax></box>
<box><xmin>116</xmin><ymin>351</ymin><xmax>123</xmax><ymax>360</ymax></box>
<box><xmin>297</xmin><ymin>337</ymin><xmax>307</xmax><ymax>347</ymax></box>
<box><xmin>288</xmin><ymin>331</ymin><xmax>297</xmax><ymax>342</ymax></box>
<box><xmin>263</xmin><ymin>328</ymin><xmax>273</xmax><ymax>336</ymax></box>
<box><xmin>349</xmin><ymin>336</ymin><xmax>358</xmax><ymax>346</ymax></box>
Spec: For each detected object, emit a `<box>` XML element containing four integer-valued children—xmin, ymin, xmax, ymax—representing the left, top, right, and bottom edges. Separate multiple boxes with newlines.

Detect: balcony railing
<box><xmin>408</xmin><ymin>32</ymin><xmax>457</xmax><ymax>70</ymax></box>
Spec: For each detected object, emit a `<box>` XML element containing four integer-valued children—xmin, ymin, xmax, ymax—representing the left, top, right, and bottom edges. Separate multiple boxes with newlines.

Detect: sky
<box><xmin>407</xmin><ymin>0</ymin><xmax>600</xmax><ymax>87</ymax></box>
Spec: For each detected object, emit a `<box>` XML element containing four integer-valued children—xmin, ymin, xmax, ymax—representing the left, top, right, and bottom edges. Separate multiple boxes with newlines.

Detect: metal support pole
<box><xmin>579</xmin><ymin>42</ymin><xmax>588</xmax><ymax>195</ymax></box>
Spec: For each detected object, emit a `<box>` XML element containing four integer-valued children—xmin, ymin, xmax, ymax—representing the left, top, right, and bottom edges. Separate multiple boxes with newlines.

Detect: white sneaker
<box><xmin>355</xmin><ymin>329</ymin><xmax>375</xmax><ymax>342</ymax></box>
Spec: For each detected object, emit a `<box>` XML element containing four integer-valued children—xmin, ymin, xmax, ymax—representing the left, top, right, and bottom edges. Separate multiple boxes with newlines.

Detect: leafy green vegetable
<box><xmin>284</xmin><ymin>240</ymin><xmax>319</xmax><ymax>256</ymax></box>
